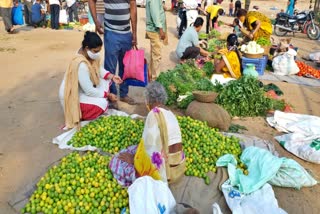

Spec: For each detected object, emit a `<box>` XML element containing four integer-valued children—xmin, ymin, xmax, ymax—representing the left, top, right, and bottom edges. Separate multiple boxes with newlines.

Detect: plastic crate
<box><xmin>242</xmin><ymin>56</ymin><xmax>268</xmax><ymax>76</ymax></box>
<box><xmin>126</xmin><ymin>60</ymin><xmax>149</xmax><ymax>87</ymax></box>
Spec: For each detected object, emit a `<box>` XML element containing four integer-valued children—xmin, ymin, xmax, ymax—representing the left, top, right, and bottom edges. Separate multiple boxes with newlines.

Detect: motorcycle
<box><xmin>274</xmin><ymin>10</ymin><xmax>320</xmax><ymax>40</ymax></box>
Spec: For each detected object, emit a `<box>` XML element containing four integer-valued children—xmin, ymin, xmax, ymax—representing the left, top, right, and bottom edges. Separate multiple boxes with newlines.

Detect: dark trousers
<box><xmin>68</xmin><ymin>3</ymin><xmax>79</xmax><ymax>22</ymax></box>
<box><xmin>0</xmin><ymin>7</ymin><xmax>13</xmax><ymax>32</ymax></box>
<box><xmin>24</xmin><ymin>1</ymin><xmax>32</xmax><ymax>25</ymax></box>
<box><xmin>178</xmin><ymin>10</ymin><xmax>186</xmax><ymax>37</ymax></box>
<box><xmin>104</xmin><ymin>30</ymin><xmax>132</xmax><ymax>98</ymax></box>
<box><xmin>181</xmin><ymin>46</ymin><xmax>200</xmax><ymax>60</ymax></box>
<box><xmin>50</xmin><ymin>4</ymin><xmax>60</xmax><ymax>29</ymax></box>
<box><xmin>206</xmin><ymin>14</ymin><xmax>218</xmax><ymax>34</ymax></box>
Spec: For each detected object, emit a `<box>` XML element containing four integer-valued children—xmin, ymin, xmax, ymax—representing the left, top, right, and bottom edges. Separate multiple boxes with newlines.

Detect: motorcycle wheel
<box><xmin>306</xmin><ymin>24</ymin><xmax>320</xmax><ymax>40</ymax></box>
<box><xmin>274</xmin><ymin>23</ymin><xmax>288</xmax><ymax>36</ymax></box>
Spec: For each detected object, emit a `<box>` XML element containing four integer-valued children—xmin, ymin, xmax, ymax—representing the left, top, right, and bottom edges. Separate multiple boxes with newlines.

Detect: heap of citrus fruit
<box><xmin>21</xmin><ymin>152</ymin><xmax>129</xmax><ymax>214</ymax></box>
<box><xmin>177</xmin><ymin>116</ymin><xmax>244</xmax><ymax>184</ymax></box>
<box><xmin>67</xmin><ymin>116</ymin><xmax>144</xmax><ymax>154</ymax></box>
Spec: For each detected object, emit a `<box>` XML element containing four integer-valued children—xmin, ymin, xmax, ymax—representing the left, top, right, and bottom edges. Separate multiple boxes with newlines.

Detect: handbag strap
<box><xmin>153</xmin><ymin>109</ymin><xmax>171</xmax><ymax>180</ymax></box>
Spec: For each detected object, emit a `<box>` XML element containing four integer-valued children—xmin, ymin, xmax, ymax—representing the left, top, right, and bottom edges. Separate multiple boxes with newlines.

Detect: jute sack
<box><xmin>186</xmin><ymin>101</ymin><xmax>231</xmax><ymax>131</ymax></box>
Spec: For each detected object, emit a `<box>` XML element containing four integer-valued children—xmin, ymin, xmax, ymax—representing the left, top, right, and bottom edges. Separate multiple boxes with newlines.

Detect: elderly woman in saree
<box><xmin>109</xmin><ymin>82</ymin><xmax>186</xmax><ymax>186</ymax></box>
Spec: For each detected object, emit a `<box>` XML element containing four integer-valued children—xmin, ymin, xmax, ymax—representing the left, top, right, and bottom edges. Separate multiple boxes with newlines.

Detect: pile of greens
<box><xmin>208</xmin><ymin>29</ymin><xmax>221</xmax><ymax>38</ymax></box>
<box><xmin>199</xmin><ymin>32</ymin><xmax>208</xmax><ymax>40</ymax></box>
<box><xmin>214</xmin><ymin>76</ymin><xmax>286</xmax><ymax>117</ymax></box>
<box><xmin>156</xmin><ymin>62</ymin><xmax>215</xmax><ymax>108</ymax></box>
<box><xmin>207</xmin><ymin>38</ymin><xmax>226</xmax><ymax>52</ymax></box>
<box><xmin>256</xmin><ymin>37</ymin><xmax>272</xmax><ymax>46</ymax></box>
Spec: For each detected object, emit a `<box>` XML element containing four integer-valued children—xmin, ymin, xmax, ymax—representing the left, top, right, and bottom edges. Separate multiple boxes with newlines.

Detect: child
<box><xmin>232</xmin><ymin>18</ymin><xmax>242</xmax><ymax>37</ymax></box>
<box><xmin>229</xmin><ymin>0</ymin><xmax>234</xmax><ymax>16</ymax></box>
<box><xmin>12</xmin><ymin>0</ymin><xmax>24</xmax><ymax>25</ymax></box>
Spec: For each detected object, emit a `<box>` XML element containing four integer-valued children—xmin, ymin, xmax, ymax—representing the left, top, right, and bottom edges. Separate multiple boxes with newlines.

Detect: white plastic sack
<box><xmin>212</xmin><ymin>203</ymin><xmax>223</xmax><ymax>214</ymax></box>
<box><xmin>211</xmin><ymin>74</ymin><xmax>236</xmax><ymax>85</ymax></box>
<box><xmin>272</xmin><ymin>49</ymin><xmax>299</xmax><ymax>76</ymax></box>
<box><xmin>128</xmin><ymin>176</ymin><xmax>176</xmax><ymax>214</ymax></box>
<box><xmin>309</xmin><ymin>52</ymin><xmax>320</xmax><ymax>61</ymax></box>
<box><xmin>221</xmin><ymin>180</ymin><xmax>287</xmax><ymax>214</ymax></box>
<box><xmin>59</xmin><ymin>9</ymin><xmax>68</xmax><ymax>24</ymax></box>
<box><xmin>267</xmin><ymin>110</ymin><xmax>320</xmax><ymax>164</ymax></box>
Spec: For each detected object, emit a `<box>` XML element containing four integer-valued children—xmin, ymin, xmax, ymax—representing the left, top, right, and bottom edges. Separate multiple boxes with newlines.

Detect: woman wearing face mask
<box><xmin>59</xmin><ymin>31</ymin><xmax>123</xmax><ymax>129</ymax></box>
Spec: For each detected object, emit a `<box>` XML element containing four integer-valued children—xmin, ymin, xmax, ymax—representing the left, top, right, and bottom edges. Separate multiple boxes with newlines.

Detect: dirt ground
<box><xmin>0</xmin><ymin>0</ymin><xmax>320</xmax><ymax>213</ymax></box>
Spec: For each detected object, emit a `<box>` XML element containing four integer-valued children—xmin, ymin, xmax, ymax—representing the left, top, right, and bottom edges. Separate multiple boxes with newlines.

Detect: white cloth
<box><xmin>59</xmin><ymin>61</ymin><xmax>112</xmax><ymax>111</ymax></box>
<box><xmin>49</xmin><ymin>0</ymin><xmax>60</xmax><ymax>5</ymax></box>
<box><xmin>309</xmin><ymin>52</ymin><xmax>320</xmax><ymax>61</ymax></box>
<box><xmin>267</xmin><ymin>111</ymin><xmax>320</xmax><ymax>164</ymax></box>
<box><xmin>183</xmin><ymin>0</ymin><xmax>198</xmax><ymax>9</ymax></box>
<box><xmin>142</xmin><ymin>108</ymin><xmax>182</xmax><ymax>182</ymax></box>
<box><xmin>128</xmin><ymin>176</ymin><xmax>176</xmax><ymax>214</ymax></box>
<box><xmin>66</xmin><ymin>0</ymin><xmax>76</xmax><ymax>7</ymax></box>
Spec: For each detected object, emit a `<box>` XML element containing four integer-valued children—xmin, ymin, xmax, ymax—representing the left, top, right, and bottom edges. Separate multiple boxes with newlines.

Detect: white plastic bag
<box><xmin>221</xmin><ymin>181</ymin><xmax>287</xmax><ymax>214</ymax></box>
<box><xmin>309</xmin><ymin>52</ymin><xmax>320</xmax><ymax>61</ymax></box>
<box><xmin>272</xmin><ymin>49</ymin><xmax>299</xmax><ymax>76</ymax></box>
<box><xmin>128</xmin><ymin>176</ymin><xmax>176</xmax><ymax>214</ymax></box>
<box><xmin>59</xmin><ymin>9</ymin><xmax>68</xmax><ymax>24</ymax></box>
<box><xmin>267</xmin><ymin>110</ymin><xmax>320</xmax><ymax>164</ymax></box>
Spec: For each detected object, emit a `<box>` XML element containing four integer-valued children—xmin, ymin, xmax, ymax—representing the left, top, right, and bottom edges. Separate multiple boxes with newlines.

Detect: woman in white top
<box><xmin>109</xmin><ymin>82</ymin><xmax>185</xmax><ymax>186</ymax></box>
<box><xmin>59</xmin><ymin>31</ymin><xmax>122</xmax><ymax>128</ymax></box>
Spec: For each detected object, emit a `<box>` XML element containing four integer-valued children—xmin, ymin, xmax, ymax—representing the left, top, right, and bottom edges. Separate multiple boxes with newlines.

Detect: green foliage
<box><xmin>202</xmin><ymin>61</ymin><xmax>214</xmax><ymax>77</ymax></box>
<box><xmin>157</xmin><ymin>62</ymin><xmax>214</xmax><ymax>108</ymax></box>
<box><xmin>256</xmin><ymin>37</ymin><xmax>272</xmax><ymax>46</ymax></box>
<box><xmin>215</xmin><ymin>76</ymin><xmax>284</xmax><ymax>117</ymax></box>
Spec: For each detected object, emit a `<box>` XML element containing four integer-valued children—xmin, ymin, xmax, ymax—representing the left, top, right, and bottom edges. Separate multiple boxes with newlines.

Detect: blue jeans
<box><xmin>104</xmin><ymin>30</ymin><xmax>132</xmax><ymax>98</ymax></box>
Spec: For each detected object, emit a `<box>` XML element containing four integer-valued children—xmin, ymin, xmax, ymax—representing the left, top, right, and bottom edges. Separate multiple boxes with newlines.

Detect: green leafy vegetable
<box><xmin>215</xmin><ymin>76</ymin><xmax>285</xmax><ymax>117</ymax></box>
<box><xmin>256</xmin><ymin>37</ymin><xmax>271</xmax><ymax>46</ymax></box>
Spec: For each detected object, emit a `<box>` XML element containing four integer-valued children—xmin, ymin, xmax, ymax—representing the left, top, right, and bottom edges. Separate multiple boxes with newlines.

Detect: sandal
<box><xmin>120</xmin><ymin>96</ymin><xmax>136</xmax><ymax>105</ymax></box>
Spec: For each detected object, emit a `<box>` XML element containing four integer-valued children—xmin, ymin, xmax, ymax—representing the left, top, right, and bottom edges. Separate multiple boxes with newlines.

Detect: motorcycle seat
<box><xmin>278</xmin><ymin>12</ymin><xmax>296</xmax><ymax>19</ymax></box>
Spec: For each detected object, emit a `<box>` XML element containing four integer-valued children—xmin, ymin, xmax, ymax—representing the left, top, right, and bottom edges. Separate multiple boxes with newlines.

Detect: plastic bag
<box><xmin>123</xmin><ymin>47</ymin><xmax>145</xmax><ymax>82</ymax></box>
<box><xmin>134</xmin><ymin>140</ymin><xmax>161</xmax><ymax>180</ymax></box>
<box><xmin>221</xmin><ymin>181</ymin><xmax>287</xmax><ymax>214</ymax></box>
<box><xmin>272</xmin><ymin>49</ymin><xmax>299</xmax><ymax>76</ymax></box>
<box><xmin>267</xmin><ymin>110</ymin><xmax>320</xmax><ymax>164</ymax></box>
<box><xmin>217</xmin><ymin>147</ymin><xmax>317</xmax><ymax>194</ymax></box>
<box><xmin>59</xmin><ymin>9</ymin><xmax>68</xmax><ymax>24</ymax></box>
<box><xmin>128</xmin><ymin>176</ymin><xmax>176</xmax><ymax>214</ymax></box>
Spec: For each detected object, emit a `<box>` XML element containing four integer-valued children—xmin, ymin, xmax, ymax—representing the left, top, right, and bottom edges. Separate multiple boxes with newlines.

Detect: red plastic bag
<box><xmin>123</xmin><ymin>47</ymin><xmax>145</xmax><ymax>82</ymax></box>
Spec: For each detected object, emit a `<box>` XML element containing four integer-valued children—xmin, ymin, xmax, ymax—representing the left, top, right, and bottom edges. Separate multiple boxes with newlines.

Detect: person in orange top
<box><xmin>0</xmin><ymin>0</ymin><xmax>16</xmax><ymax>34</ymax></box>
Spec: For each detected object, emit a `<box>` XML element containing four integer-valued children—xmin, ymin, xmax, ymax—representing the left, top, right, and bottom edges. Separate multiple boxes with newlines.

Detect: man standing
<box><xmin>24</xmin><ymin>0</ymin><xmax>33</xmax><ymax>26</ymax></box>
<box><xmin>49</xmin><ymin>0</ymin><xmax>60</xmax><ymax>30</ymax></box>
<box><xmin>88</xmin><ymin>0</ymin><xmax>137</xmax><ymax>105</ymax></box>
<box><xmin>66</xmin><ymin>0</ymin><xmax>79</xmax><ymax>22</ymax></box>
<box><xmin>146</xmin><ymin>0</ymin><xmax>167</xmax><ymax>81</ymax></box>
<box><xmin>95</xmin><ymin>0</ymin><xmax>105</xmax><ymax>31</ymax></box>
<box><xmin>0</xmin><ymin>0</ymin><xmax>16</xmax><ymax>33</ymax></box>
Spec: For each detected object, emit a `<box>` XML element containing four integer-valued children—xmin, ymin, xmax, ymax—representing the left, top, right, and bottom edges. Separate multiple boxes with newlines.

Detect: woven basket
<box><xmin>243</xmin><ymin>52</ymin><xmax>264</xmax><ymax>59</ymax></box>
<box><xmin>192</xmin><ymin>91</ymin><xmax>218</xmax><ymax>103</ymax></box>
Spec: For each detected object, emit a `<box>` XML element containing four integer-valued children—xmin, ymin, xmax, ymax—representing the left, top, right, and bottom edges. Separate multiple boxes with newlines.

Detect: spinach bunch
<box><xmin>215</xmin><ymin>76</ymin><xmax>275</xmax><ymax>117</ymax></box>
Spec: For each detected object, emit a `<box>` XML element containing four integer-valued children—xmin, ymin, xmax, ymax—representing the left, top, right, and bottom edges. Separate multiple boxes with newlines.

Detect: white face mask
<box><xmin>87</xmin><ymin>50</ymin><xmax>100</xmax><ymax>60</ymax></box>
